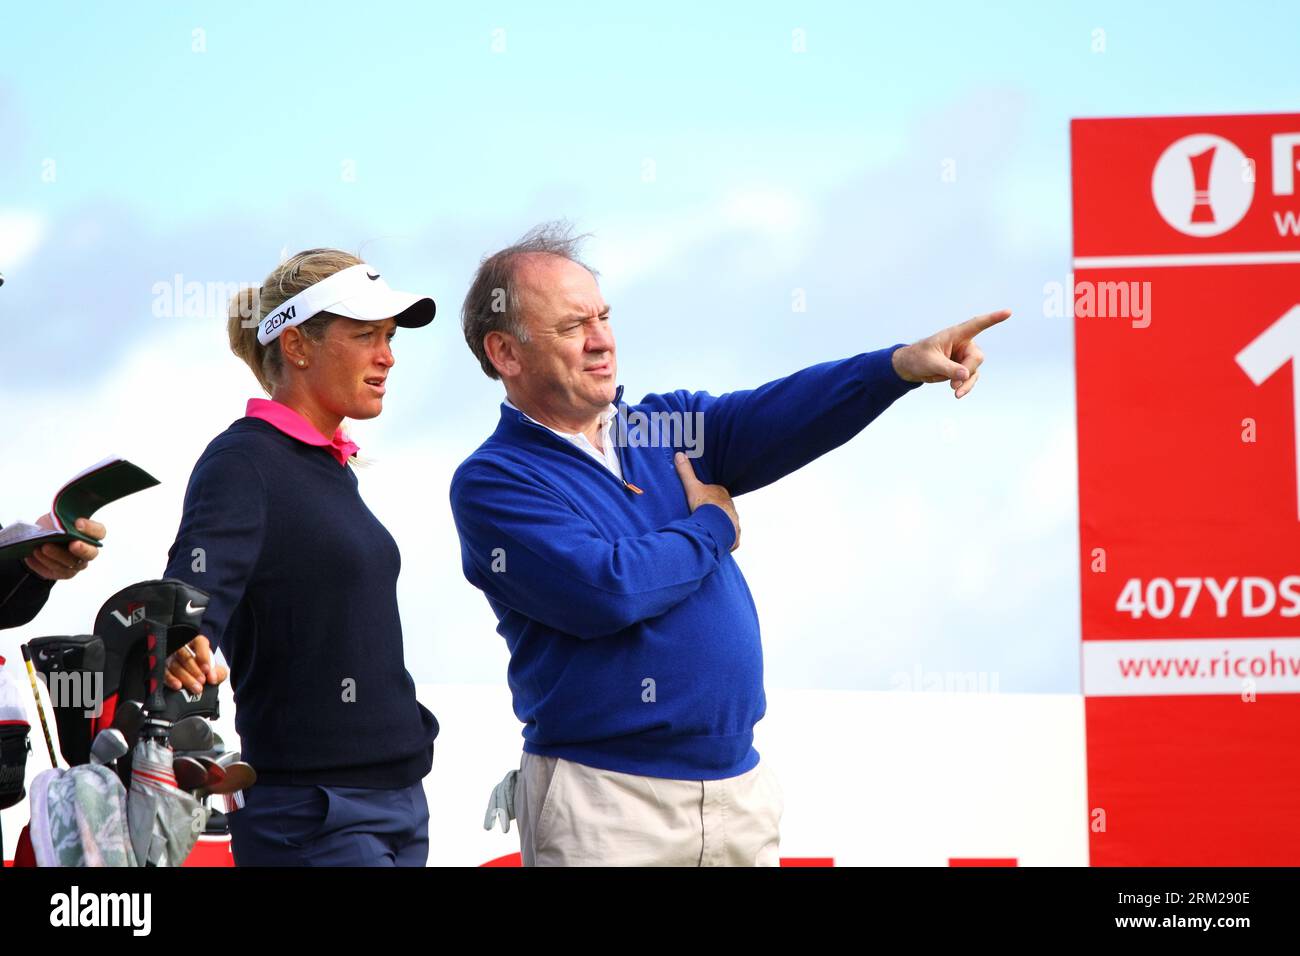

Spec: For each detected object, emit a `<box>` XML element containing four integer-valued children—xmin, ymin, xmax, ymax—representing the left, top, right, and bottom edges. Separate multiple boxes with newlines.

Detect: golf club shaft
<box><xmin>20</xmin><ymin>644</ymin><xmax>58</xmax><ymax>767</ymax></box>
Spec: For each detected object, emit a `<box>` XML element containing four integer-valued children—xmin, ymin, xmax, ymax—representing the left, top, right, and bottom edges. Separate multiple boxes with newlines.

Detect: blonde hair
<box><xmin>227</xmin><ymin>248</ymin><xmax>371</xmax><ymax>467</ymax></box>
<box><xmin>228</xmin><ymin>248</ymin><xmax>363</xmax><ymax>393</ymax></box>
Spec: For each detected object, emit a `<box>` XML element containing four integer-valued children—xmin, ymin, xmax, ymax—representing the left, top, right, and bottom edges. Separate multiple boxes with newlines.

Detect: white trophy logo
<box><xmin>1151</xmin><ymin>133</ymin><xmax>1254</xmax><ymax>237</ymax></box>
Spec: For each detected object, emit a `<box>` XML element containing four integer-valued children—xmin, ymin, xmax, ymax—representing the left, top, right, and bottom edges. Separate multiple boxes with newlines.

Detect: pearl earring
<box><xmin>297</xmin><ymin>360</ymin><xmax>306</xmax><ymax>367</ymax></box>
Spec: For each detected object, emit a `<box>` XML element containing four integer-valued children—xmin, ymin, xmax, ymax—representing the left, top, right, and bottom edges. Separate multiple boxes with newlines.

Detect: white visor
<box><xmin>257</xmin><ymin>263</ymin><xmax>436</xmax><ymax>345</ymax></box>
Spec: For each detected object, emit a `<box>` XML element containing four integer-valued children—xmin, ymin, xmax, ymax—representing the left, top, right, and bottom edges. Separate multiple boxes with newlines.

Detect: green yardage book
<box><xmin>0</xmin><ymin>457</ymin><xmax>159</xmax><ymax>562</ymax></box>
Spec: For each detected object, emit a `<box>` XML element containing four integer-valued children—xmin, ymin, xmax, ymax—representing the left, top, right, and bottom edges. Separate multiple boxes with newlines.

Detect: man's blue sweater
<box><xmin>449</xmin><ymin>346</ymin><xmax>921</xmax><ymax>780</ymax></box>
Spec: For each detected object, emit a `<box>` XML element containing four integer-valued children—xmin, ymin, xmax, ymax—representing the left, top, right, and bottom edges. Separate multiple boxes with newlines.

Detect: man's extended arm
<box><xmin>649</xmin><ymin>310</ymin><xmax>1010</xmax><ymax>496</ymax></box>
<box><xmin>651</xmin><ymin>345</ymin><xmax>920</xmax><ymax>497</ymax></box>
<box><xmin>450</xmin><ymin>462</ymin><xmax>737</xmax><ymax>639</ymax></box>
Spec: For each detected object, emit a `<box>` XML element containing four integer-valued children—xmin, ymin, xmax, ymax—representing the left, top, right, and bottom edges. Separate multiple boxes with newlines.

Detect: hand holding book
<box><xmin>0</xmin><ymin>456</ymin><xmax>159</xmax><ymax>570</ymax></box>
<box><xmin>23</xmin><ymin>514</ymin><xmax>106</xmax><ymax>581</ymax></box>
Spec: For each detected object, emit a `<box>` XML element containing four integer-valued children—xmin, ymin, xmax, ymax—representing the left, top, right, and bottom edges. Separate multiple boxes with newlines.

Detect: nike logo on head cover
<box><xmin>366</xmin><ymin>272</ymin><xmax>380</xmax><ymax>280</ymax></box>
<box><xmin>185</xmin><ymin>601</ymin><xmax>206</xmax><ymax>614</ymax></box>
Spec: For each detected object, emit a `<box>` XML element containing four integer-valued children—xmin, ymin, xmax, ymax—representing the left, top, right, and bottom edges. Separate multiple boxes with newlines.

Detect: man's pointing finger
<box><xmin>952</xmin><ymin>308</ymin><xmax>1012</xmax><ymax>341</ymax></box>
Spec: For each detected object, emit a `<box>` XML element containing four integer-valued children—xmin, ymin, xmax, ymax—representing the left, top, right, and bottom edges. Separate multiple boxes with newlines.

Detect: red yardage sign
<box><xmin>1072</xmin><ymin>112</ymin><xmax>1300</xmax><ymax>865</ymax></box>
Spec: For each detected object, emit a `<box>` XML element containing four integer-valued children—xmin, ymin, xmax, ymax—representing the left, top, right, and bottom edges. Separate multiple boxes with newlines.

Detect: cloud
<box><xmin>0</xmin><ymin>211</ymin><xmax>46</xmax><ymax>274</ymax></box>
<box><xmin>592</xmin><ymin>186</ymin><xmax>814</xmax><ymax>295</ymax></box>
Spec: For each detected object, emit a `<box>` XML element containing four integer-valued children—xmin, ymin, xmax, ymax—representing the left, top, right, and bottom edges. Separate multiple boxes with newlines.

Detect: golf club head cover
<box><xmin>151</xmin><ymin>677</ymin><xmax>220</xmax><ymax>723</ymax></box>
<box><xmin>24</xmin><ymin>634</ymin><xmax>106</xmax><ymax>766</ymax></box>
<box><xmin>92</xmin><ymin>578</ymin><xmax>218</xmax><ymax>721</ymax></box>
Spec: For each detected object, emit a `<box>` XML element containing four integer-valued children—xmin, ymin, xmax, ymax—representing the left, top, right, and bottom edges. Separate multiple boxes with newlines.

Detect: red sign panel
<box><xmin>1072</xmin><ymin>113</ymin><xmax>1300</xmax><ymax>865</ymax></box>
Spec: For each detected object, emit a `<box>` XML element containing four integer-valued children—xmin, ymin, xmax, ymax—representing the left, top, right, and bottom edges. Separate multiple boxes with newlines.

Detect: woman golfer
<box><xmin>160</xmin><ymin>249</ymin><xmax>439</xmax><ymax>866</ymax></box>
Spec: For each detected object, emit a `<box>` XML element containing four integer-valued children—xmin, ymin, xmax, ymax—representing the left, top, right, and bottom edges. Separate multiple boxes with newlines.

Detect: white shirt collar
<box><xmin>504</xmin><ymin>397</ymin><xmax>623</xmax><ymax>478</ymax></box>
<box><xmin>503</xmin><ymin>397</ymin><xmax>618</xmax><ymax>435</ymax></box>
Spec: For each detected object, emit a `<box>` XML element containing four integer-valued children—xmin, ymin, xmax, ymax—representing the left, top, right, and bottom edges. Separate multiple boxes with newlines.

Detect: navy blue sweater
<box><xmin>450</xmin><ymin>347</ymin><xmax>921</xmax><ymax>780</ymax></box>
<box><xmin>164</xmin><ymin>417</ymin><xmax>438</xmax><ymax>788</ymax></box>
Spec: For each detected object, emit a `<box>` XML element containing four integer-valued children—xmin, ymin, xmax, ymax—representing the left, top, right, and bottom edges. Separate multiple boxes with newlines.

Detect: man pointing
<box><xmin>452</xmin><ymin>222</ymin><xmax>1008</xmax><ymax>866</ymax></box>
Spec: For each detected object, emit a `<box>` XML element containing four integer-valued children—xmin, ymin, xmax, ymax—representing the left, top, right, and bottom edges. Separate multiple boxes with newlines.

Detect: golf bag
<box><xmin>92</xmin><ymin>577</ymin><xmax>219</xmax><ymax>724</ymax></box>
<box><xmin>26</xmin><ymin>578</ymin><xmax>218</xmax><ymax>778</ymax></box>
<box><xmin>15</xmin><ymin>578</ymin><xmax>228</xmax><ymax>866</ymax></box>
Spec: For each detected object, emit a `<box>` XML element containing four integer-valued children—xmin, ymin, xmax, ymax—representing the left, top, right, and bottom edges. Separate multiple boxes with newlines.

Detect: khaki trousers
<box><xmin>516</xmin><ymin>752</ymin><xmax>783</xmax><ymax>867</ymax></box>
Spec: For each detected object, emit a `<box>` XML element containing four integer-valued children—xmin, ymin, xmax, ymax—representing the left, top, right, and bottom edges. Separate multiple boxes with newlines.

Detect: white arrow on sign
<box><xmin>1236</xmin><ymin>304</ymin><xmax>1300</xmax><ymax>519</ymax></box>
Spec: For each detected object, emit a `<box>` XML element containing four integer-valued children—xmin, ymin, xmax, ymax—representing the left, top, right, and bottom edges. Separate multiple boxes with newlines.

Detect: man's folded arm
<box><xmin>653</xmin><ymin>345</ymin><xmax>922</xmax><ymax>496</ymax></box>
<box><xmin>450</xmin><ymin>464</ymin><xmax>736</xmax><ymax>639</ymax></box>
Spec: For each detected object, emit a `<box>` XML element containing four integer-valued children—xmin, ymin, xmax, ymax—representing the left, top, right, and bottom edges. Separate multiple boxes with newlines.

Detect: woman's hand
<box><xmin>164</xmin><ymin>635</ymin><xmax>229</xmax><ymax>695</ymax></box>
<box><xmin>24</xmin><ymin>516</ymin><xmax>106</xmax><ymax>581</ymax></box>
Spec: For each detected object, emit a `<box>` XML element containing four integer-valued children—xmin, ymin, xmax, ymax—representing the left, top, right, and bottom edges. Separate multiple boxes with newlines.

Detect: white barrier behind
<box><xmin>2</xmin><ymin>682</ymin><xmax>1088</xmax><ymax>866</ymax></box>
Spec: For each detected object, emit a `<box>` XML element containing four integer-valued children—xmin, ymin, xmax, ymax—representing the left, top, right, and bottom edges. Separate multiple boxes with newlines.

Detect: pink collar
<box><xmin>245</xmin><ymin>398</ymin><xmax>359</xmax><ymax>466</ymax></box>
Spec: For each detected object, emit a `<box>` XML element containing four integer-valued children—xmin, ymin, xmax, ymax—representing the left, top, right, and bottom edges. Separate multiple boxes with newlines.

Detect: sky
<box><xmin>2</xmin><ymin>1</ymin><xmax>1297</xmax><ymax>694</ymax></box>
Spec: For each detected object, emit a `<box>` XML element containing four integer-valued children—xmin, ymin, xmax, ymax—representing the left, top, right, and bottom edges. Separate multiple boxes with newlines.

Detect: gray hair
<box><xmin>461</xmin><ymin>221</ymin><xmax>596</xmax><ymax>380</ymax></box>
